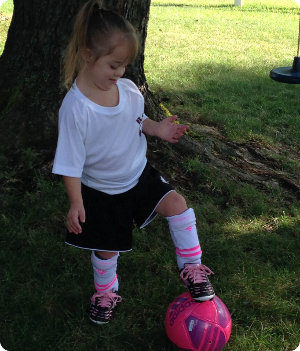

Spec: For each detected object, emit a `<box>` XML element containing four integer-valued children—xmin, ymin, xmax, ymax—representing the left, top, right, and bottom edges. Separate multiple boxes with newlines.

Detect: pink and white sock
<box><xmin>167</xmin><ymin>208</ymin><xmax>202</xmax><ymax>270</ymax></box>
<box><xmin>91</xmin><ymin>251</ymin><xmax>119</xmax><ymax>293</ymax></box>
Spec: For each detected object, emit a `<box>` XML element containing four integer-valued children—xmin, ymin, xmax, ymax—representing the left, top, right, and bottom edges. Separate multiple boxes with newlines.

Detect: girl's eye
<box><xmin>111</xmin><ymin>66</ymin><xmax>117</xmax><ymax>69</ymax></box>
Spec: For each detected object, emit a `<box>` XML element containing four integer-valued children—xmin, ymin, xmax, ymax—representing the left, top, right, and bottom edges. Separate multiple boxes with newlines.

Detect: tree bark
<box><xmin>0</xmin><ymin>0</ymin><xmax>159</xmax><ymax>159</ymax></box>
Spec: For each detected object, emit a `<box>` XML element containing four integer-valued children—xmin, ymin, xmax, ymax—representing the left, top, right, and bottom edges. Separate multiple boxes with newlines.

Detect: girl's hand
<box><xmin>66</xmin><ymin>203</ymin><xmax>86</xmax><ymax>234</ymax></box>
<box><xmin>156</xmin><ymin>115</ymin><xmax>189</xmax><ymax>143</ymax></box>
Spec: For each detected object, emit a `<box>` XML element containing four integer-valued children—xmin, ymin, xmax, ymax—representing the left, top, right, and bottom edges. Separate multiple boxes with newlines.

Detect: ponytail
<box><xmin>63</xmin><ymin>0</ymin><xmax>101</xmax><ymax>90</ymax></box>
<box><xmin>63</xmin><ymin>0</ymin><xmax>139</xmax><ymax>90</ymax></box>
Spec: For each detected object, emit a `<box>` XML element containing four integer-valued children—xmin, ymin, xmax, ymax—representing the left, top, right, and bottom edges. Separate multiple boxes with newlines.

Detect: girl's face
<box><xmin>87</xmin><ymin>42</ymin><xmax>131</xmax><ymax>91</ymax></box>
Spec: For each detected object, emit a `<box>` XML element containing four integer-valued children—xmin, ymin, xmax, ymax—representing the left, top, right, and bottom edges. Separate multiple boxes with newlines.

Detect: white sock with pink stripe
<box><xmin>91</xmin><ymin>251</ymin><xmax>119</xmax><ymax>293</ymax></box>
<box><xmin>167</xmin><ymin>208</ymin><xmax>202</xmax><ymax>270</ymax></box>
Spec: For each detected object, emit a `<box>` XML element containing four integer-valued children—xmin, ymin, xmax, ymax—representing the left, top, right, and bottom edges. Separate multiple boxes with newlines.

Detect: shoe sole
<box><xmin>89</xmin><ymin>316</ymin><xmax>109</xmax><ymax>325</ymax></box>
<box><xmin>193</xmin><ymin>293</ymin><xmax>215</xmax><ymax>302</ymax></box>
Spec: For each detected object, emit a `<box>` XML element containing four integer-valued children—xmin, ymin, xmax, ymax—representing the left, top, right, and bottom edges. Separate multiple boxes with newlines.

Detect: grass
<box><xmin>1</xmin><ymin>173</ymin><xmax>300</xmax><ymax>351</ymax></box>
<box><xmin>1</xmin><ymin>0</ymin><xmax>300</xmax><ymax>350</ymax></box>
<box><xmin>145</xmin><ymin>0</ymin><xmax>300</xmax><ymax>146</ymax></box>
<box><xmin>0</xmin><ymin>0</ymin><xmax>13</xmax><ymax>56</ymax></box>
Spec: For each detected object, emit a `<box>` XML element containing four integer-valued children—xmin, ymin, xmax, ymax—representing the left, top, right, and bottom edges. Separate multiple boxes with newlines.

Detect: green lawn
<box><xmin>0</xmin><ymin>0</ymin><xmax>13</xmax><ymax>55</ymax></box>
<box><xmin>146</xmin><ymin>0</ymin><xmax>300</xmax><ymax>146</ymax></box>
<box><xmin>1</xmin><ymin>1</ymin><xmax>300</xmax><ymax>350</ymax></box>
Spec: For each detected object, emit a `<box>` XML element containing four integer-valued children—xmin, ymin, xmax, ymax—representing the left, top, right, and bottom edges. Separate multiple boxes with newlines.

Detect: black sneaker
<box><xmin>88</xmin><ymin>290</ymin><xmax>122</xmax><ymax>324</ymax></box>
<box><xmin>180</xmin><ymin>264</ymin><xmax>215</xmax><ymax>302</ymax></box>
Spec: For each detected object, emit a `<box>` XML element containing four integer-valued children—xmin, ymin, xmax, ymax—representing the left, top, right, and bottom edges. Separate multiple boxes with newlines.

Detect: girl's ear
<box><xmin>81</xmin><ymin>48</ymin><xmax>93</xmax><ymax>63</ymax></box>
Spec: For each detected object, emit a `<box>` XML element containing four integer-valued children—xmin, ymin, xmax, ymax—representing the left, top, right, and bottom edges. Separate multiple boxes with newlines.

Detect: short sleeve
<box><xmin>52</xmin><ymin>101</ymin><xmax>87</xmax><ymax>177</ymax></box>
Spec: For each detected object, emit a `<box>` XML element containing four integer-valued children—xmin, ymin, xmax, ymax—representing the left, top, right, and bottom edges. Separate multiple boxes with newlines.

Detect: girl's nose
<box><xmin>115</xmin><ymin>66</ymin><xmax>125</xmax><ymax>77</ymax></box>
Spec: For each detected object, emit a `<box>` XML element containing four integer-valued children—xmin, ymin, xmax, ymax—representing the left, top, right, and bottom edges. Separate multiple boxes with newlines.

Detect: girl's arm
<box><xmin>142</xmin><ymin>115</ymin><xmax>189</xmax><ymax>143</ymax></box>
<box><xmin>63</xmin><ymin>176</ymin><xmax>86</xmax><ymax>234</ymax></box>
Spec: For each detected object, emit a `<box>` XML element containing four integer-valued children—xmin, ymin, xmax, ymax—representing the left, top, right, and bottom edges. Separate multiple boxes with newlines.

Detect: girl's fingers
<box><xmin>79</xmin><ymin>209</ymin><xmax>86</xmax><ymax>223</ymax></box>
<box><xmin>67</xmin><ymin>215</ymin><xmax>82</xmax><ymax>234</ymax></box>
<box><xmin>167</xmin><ymin>115</ymin><xmax>178</xmax><ymax>122</ymax></box>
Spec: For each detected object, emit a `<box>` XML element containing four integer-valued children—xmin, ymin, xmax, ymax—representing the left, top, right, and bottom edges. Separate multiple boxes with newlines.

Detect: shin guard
<box><xmin>91</xmin><ymin>251</ymin><xmax>119</xmax><ymax>293</ymax></box>
<box><xmin>167</xmin><ymin>208</ymin><xmax>202</xmax><ymax>270</ymax></box>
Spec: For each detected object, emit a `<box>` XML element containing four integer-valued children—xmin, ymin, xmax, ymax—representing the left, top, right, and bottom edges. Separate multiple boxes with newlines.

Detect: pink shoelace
<box><xmin>91</xmin><ymin>291</ymin><xmax>122</xmax><ymax>317</ymax></box>
<box><xmin>180</xmin><ymin>264</ymin><xmax>214</xmax><ymax>284</ymax></box>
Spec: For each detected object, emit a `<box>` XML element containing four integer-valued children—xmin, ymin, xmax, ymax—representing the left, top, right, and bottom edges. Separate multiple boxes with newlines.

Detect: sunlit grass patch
<box><xmin>0</xmin><ymin>0</ymin><xmax>13</xmax><ymax>55</ymax></box>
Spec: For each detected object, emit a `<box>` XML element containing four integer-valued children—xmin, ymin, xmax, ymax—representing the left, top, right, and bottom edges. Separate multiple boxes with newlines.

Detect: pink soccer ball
<box><xmin>165</xmin><ymin>292</ymin><xmax>232</xmax><ymax>351</ymax></box>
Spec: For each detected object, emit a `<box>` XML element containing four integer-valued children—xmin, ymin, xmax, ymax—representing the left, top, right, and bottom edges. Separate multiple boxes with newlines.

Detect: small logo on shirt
<box><xmin>136</xmin><ymin>116</ymin><xmax>143</xmax><ymax>136</ymax></box>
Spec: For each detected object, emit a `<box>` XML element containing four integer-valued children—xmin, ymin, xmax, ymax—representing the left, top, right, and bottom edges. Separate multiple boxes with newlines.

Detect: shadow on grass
<box><xmin>0</xmin><ymin>176</ymin><xmax>299</xmax><ymax>350</ymax></box>
<box><xmin>149</xmin><ymin>60</ymin><xmax>300</xmax><ymax>147</ymax></box>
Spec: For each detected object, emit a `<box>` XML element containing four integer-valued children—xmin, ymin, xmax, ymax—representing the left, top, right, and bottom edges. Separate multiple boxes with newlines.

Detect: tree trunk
<box><xmin>0</xmin><ymin>0</ymin><xmax>159</xmax><ymax>160</ymax></box>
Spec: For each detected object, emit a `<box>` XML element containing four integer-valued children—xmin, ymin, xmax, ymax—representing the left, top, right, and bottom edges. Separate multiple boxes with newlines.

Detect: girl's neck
<box><xmin>76</xmin><ymin>74</ymin><xmax>120</xmax><ymax>107</ymax></box>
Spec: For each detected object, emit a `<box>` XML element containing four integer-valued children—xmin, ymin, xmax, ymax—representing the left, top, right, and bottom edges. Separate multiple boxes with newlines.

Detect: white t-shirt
<box><xmin>52</xmin><ymin>78</ymin><xmax>148</xmax><ymax>194</ymax></box>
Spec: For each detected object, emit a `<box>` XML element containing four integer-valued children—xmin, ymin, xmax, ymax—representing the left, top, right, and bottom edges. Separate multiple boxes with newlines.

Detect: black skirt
<box><xmin>65</xmin><ymin>162</ymin><xmax>174</xmax><ymax>252</ymax></box>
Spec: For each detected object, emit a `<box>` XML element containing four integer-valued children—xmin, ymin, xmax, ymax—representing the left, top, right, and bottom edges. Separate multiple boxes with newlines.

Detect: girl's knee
<box><xmin>156</xmin><ymin>191</ymin><xmax>188</xmax><ymax>217</ymax></box>
<box><xmin>172</xmin><ymin>193</ymin><xmax>187</xmax><ymax>213</ymax></box>
<box><xmin>95</xmin><ymin>251</ymin><xmax>118</xmax><ymax>260</ymax></box>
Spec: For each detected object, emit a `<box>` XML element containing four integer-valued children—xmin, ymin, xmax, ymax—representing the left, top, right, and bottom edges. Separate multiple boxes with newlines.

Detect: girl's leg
<box><xmin>89</xmin><ymin>250</ymin><xmax>121</xmax><ymax>325</ymax></box>
<box><xmin>155</xmin><ymin>191</ymin><xmax>215</xmax><ymax>301</ymax></box>
<box><xmin>91</xmin><ymin>251</ymin><xmax>119</xmax><ymax>293</ymax></box>
<box><xmin>155</xmin><ymin>191</ymin><xmax>202</xmax><ymax>269</ymax></box>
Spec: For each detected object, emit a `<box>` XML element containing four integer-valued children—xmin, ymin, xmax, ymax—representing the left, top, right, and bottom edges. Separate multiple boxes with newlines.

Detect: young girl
<box><xmin>53</xmin><ymin>0</ymin><xmax>215</xmax><ymax>325</ymax></box>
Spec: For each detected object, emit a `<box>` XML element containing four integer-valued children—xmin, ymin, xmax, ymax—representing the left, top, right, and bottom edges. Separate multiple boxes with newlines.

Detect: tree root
<box><xmin>147</xmin><ymin>122</ymin><xmax>300</xmax><ymax>199</ymax></box>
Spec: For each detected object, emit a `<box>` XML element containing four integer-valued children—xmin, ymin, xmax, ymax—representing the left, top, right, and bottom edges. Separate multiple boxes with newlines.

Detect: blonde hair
<box><xmin>63</xmin><ymin>0</ymin><xmax>139</xmax><ymax>90</ymax></box>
